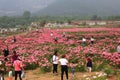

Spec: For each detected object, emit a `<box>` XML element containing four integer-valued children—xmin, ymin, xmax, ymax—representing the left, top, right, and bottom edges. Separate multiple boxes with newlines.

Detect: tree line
<box><xmin>0</xmin><ymin>11</ymin><xmax>120</xmax><ymax>28</ymax></box>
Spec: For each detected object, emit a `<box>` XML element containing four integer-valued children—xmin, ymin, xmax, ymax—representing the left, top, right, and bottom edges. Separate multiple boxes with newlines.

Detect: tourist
<box><xmin>52</xmin><ymin>50</ymin><xmax>59</xmax><ymax>75</ymax></box>
<box><xmin>90</xmin><ymin>36</ymin><xmax>94</xmax><ymax>44</ymax></box>
<box><xmin>50</xmin><ymin>32</ymin><xmax>53</xmax><ymax>37</ymax></box>
<box><xmin>62</xmin><ymin>32</ymin><xmax>66</xmax><ymax>37</ymax></box>
<box><xmin>70</xmin><ymin>62</ymin><xmax>75</xmax><ymax>78</ymax></box>
<box><xmin>59</xmin><ymin>54</ymin><xmax>68</xmax><ymax>80</ymax></box>
<box><xmin>86</xmin><ymin>57</ymin><xmax>92</xmax><ymax>72</ymax></box>
<box><xmin>82</xmin><ymin>37</ymin><xmax>87</xmax><ymax>44</ymax></box>
<box><xmin>12</xmin><ymin>50</ymin><xmax>18</xmax><ymax>63</ymax></box>
<box><xmin>0</xmin><ymin>61</ymin><xmax>4</xmax><ymax>80</ymax></box>
<box><xmin>13</xmin><ymin>58</ymin><xmax>23</xmax><ymax>80</ymax></box>
<box><xmin>8</xmin><ymin>68</ymin><xmax>13</xmax><ymax>80</ymax></box>
<box><xmin>54</xmin><ymin>37</ymin><xmax>58</xmax><ymax>43</ymax></box>
<box><xmin>0</xmin><ymin>68</ymin><xmax>4</xmax><ymax>80</ymax></box>
<box><xmin>50</xmin><ymin>32</ymin><xmax>53</xmax><ymax>41</ymax></box>
<box><xmin>13</xmin><ymin>36</ymin><xmax>17</xmax><ymax>43</ymax></box>
<box><xmin>117</xmin><ymin>43</ymin><xmax>120</xmax><ymax>54</ymax></box>
<box><xmin>3</xmin><ymin>46</ymin><xmax>9</xmax><ymax>61</ymax></box>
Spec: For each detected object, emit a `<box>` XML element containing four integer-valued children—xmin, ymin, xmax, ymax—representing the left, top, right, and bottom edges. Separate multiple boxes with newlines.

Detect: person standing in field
<box><xmin>52</xmin><ymin>50</ymin><xmax>59</xmax><ymax>75</ymax></box>
<box><xmin>3</xmin><ymin>46</ymin><xmax>9</xmax><ymax>61</ymax></box>
<box><xmin>59</xmin><ymin>54</ymin><xmax>68</xmax><ymax>80</ymax></box>
<box><xmin>82</xmin><ymin>37</ymin><xmax>87</xmax><ymax>45</ymax></box>
<box><xmin>0</xmin><ymin>61</ymin><xmax>5</xmax><ymax>80</ymax></box>
<box><xmin>90</xmin><ymin>36</ymin><xmax>95</xmax><ymax>44</ymax></box>
<box><xmin>50</xmin><ymin>32</ymin><xmax>53</xmax><ymax>41</ymax></box>
<box><xmin>117</xmin><ymin>43</ymin><xmax>120</xmax><ymax>54</ymax></box>
<box><xmin>12</xmin><ymin>50</ymin><xmax>18</xmax><ymax>63</ymax></box>
<box><xmin>70</xmin><ymin>62</ymin><xmax>76</xmax><ymax>78</ymax></box>
<box><xmin>86</xmin><ymin>57</ymin><xmax>92</xmax><ymax>72</ymax></box>
<box><xmin>8</xmin><ymin>68</ymin><xmax>13</xmax><ymax>80</ymax></box>
<box><xmin>13</xmin><ymin>58</ymin><xmax>23</xmax><ymax>80</ymax></box>
<box><xmin>13</xmin><ymin>36</ymin><xmax>17</xmax><ymax>43</ymax></box>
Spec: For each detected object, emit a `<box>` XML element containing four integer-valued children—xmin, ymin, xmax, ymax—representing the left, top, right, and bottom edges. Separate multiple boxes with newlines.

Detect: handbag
<box><xmin>21</xmin><ymin>69</ymin><xmax>25</xmax><ymax>78</ymax></box>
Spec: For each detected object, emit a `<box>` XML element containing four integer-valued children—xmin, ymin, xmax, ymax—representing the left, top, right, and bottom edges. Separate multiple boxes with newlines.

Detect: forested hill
<box><xmin>37</xmin><ymin>0</ymin><xmax>120</xmax><ymax>16</ymax></box>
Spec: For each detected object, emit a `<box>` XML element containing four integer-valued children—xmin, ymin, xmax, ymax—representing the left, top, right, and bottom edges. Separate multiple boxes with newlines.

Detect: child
<box><xmin>86</xmin><ymin>57</ymin><xmax>92</xmax><ymax>72</ymax></box>
<box><xmin>70</xmin><ymin>62</ymin><xmax>75</xmax><ymax>77</ymax></box>
<box><xmin>8</xmin><ymin>68</ymin><xmax>13</xmax><ymax>80</ymax></box>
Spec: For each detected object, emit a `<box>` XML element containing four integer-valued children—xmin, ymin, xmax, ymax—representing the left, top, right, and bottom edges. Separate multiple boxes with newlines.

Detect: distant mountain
<box><xmin>0</xmin><ymin>0</ymin><xmax>55</xmax><ymax>16</ymax></box>
<box><xmin>37</xmin><ymin>0</ymin><xmax>120</xmax><ymax>16</ymax></box>
<box><xmin>1</xmin><ymin>0</ymin><xmax>120</xmax><ymax>16</ymax></box>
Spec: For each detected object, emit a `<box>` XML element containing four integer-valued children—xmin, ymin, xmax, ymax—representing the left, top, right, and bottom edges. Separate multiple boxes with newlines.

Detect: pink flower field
<box><xmin>0</xmin><ymin>28</ymin><xmax>120</xmax><ymax>76</ymax></box>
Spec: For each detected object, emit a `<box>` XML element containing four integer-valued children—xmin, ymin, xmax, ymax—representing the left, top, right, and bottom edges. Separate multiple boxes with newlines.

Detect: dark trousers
<box><xmin>0</xmin><ymin>70</ymin><xmax>4</xmax><ymax>80</ymax></box>
<box><xmin>53</xmin><ymin>64</ymin><xmax>58</xmax><ymax>73</ymax></box>
<box><xmin>61</xmin><ymin>65</ymin><xmax>68</xmax><ymax>80</ymax></box>
<box><xmin>15</xmin><ymin>71</ymin><xmax>22</xmax><ymax>80</ymax></box>
<box><xmin>91</xmin><ymin>41</ymin><xmax>94</xmax><ymax>44</ymax></box>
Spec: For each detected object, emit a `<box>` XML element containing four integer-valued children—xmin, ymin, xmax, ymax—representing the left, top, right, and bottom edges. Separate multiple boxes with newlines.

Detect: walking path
<box><xmin>4</xmin><ymin>68</ymin><xmax>112</xmax><ymax>80</ymax></box>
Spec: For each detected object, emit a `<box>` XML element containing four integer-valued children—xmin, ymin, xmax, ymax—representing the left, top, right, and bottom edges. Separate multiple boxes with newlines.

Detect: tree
<box><xmin>40</xmin><ymin>20</ymin><xmax>46</xmax><ymax>27</ymax></box>
<box><xmin>91</xmin><ymin>15</ymin><xmax>101</xmax><ymax>20</ymax></box>
<box><xmin>22</xmin><ymin>11</ymin><xmax>31</xmax><ymax>19</ymax></box>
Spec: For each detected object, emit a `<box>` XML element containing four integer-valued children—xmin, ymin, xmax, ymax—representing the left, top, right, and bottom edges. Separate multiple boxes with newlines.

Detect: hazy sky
<box><xmin>0</xmin><ymin>0</ymin><xmax>120</xmax><ymax>16</ymax></box>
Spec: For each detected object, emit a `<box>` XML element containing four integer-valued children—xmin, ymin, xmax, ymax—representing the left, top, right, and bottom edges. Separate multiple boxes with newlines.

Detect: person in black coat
<box><xmin>86</xmin><ymin>57</ymin><xmax>92</xmax><ymax>72</ymax></box>
<box><xmin>3</xmin><ymin>46</ymin><xmax>9</xmax><ymax>61</ymax></box>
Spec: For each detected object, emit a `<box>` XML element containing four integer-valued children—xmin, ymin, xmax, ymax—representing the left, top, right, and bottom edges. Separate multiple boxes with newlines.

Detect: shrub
<box><xmin>24</xmin><ymin>63</ymin><xmax>39</xmax><ymax>70</ymax></box>
<box><xmin>70</xmin><ymin>44</ymin><xmax>76</xmax><ymax>47</ymax></box>
<box><xmin>97</xmin><ymin>61</ymin><xmax>107</xmax><ymax>71</ymax></box>
<box><xmin>103</xmin><ymin>66</ymin><xmax>114</xmax><ymax>77</ymax></box>
<box><xmin>75</xmin><ymin>65</ymin><xmax>86</xmax><ymax>72</ymax></box>
<box><xmin>40</xmin><ymin>66</ymin><xmax>52</xmax><ymax>73</ymax></box>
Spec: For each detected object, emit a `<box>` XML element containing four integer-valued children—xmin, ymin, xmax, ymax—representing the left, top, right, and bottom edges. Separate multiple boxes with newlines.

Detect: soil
<box><xmin>4</xmin><ymin>68</ymin><xmax>115</xmax><ymax>80</ymax></box>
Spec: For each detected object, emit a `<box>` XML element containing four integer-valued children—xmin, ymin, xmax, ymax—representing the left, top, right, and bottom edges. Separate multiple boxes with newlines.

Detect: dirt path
<box><xmin>5</xmin><ymin>68</ymin><xmax>113</xmax><ymax>80</ymax></box>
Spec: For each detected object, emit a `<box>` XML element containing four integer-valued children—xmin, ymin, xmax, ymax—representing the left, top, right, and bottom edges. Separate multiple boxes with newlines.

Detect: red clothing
<box><xmin>13</xmin><ymin>60</ymin><xmax>22</xmax><ymax>71</ymax></box>
<box><xmin>87</xmin><ymin>58</ymin><xmax>91</xmax><ymax>62</ymax></box>
<box><xmin>12</xmin><ymin>54</ymin><xmax>18</xmax><ymax>62</ymax></box>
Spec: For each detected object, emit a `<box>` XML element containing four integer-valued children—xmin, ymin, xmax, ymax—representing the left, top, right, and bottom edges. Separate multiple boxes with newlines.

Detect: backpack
<box><xmin>51</xmin><ymin>55</ymin><xmax>56</xmax><ymax>63</ymax></box>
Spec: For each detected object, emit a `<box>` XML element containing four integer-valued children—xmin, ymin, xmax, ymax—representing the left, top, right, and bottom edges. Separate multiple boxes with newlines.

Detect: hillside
<box><xmin>37</xmin><ymin>0</ymin><xmax>120</xmax><ymax>16</ymax></box>
<box><xmin>0</xmin><ymin>0</ymin><xmax>55</xmax><ymax>16</ymax></box>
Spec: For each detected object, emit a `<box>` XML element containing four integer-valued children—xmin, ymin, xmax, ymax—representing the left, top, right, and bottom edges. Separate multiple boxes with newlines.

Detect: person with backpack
<box><xmin>52</xmin><ymin>50</ymin><xmax>59</xmax><ymax>75</ymax></box>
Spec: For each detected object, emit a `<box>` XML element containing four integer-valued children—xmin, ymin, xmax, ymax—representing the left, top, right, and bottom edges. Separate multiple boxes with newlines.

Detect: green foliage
<box><xmin>40</xmin><ymin>20</ymin><xmax>46</xmax><ymax>27</ymax></box>
<box><xmin>92</xmin><ymin>77</ymin><xmax>107</xmax><ymax>80</ymax></box>
<box><xmin>22</xmin><ymin>11</ymin><xmax>31</xmax><ymax>19</ymax></box>
<box><xmin>24</xmin><ymin>63</ymin><xmax>39</xmax><ymax>70</ymax></box>
<box><xmin>97</xmin><ymin>62</ymin><xmax>107</xmax><ymax>71</ymax></box>
<box><xmin>116</xmin><ymin>72</ymin><xmax>120</xmax><ymax>80</ymax></box>
<box><xmin>75</xmin><ymin>65</ymin><xmax>86</xmax><ymax>72</ymax></box>
<box><xmin>109</xmin><ymin>48</ymin><xmax>116</xmax><ymax>53</ymax></box>
<box><xmin>70</xmin><ymin>44</ymin><xmax>76</xmax><ymax>47</ymax></box>
<box><xmin>103</xmin><ymin>66</ymin><xmax>114</xmax><ymax>77</ymax></box>
<box><xmin>91</xmin><ymin>15</ymin><xmax>102</xmax><ymax>21</ymax></box>
<box><xmin>40</xmin><ymin>66</ymin><xmax>52</xmax><ymax>73</ymax></box>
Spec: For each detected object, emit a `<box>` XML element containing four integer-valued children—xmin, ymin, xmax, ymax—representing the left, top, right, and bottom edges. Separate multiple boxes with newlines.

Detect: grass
<box><xmin>4</xmin><ymin>68</ymin><xmax>109</xmax><ymax>80</ymax></box>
